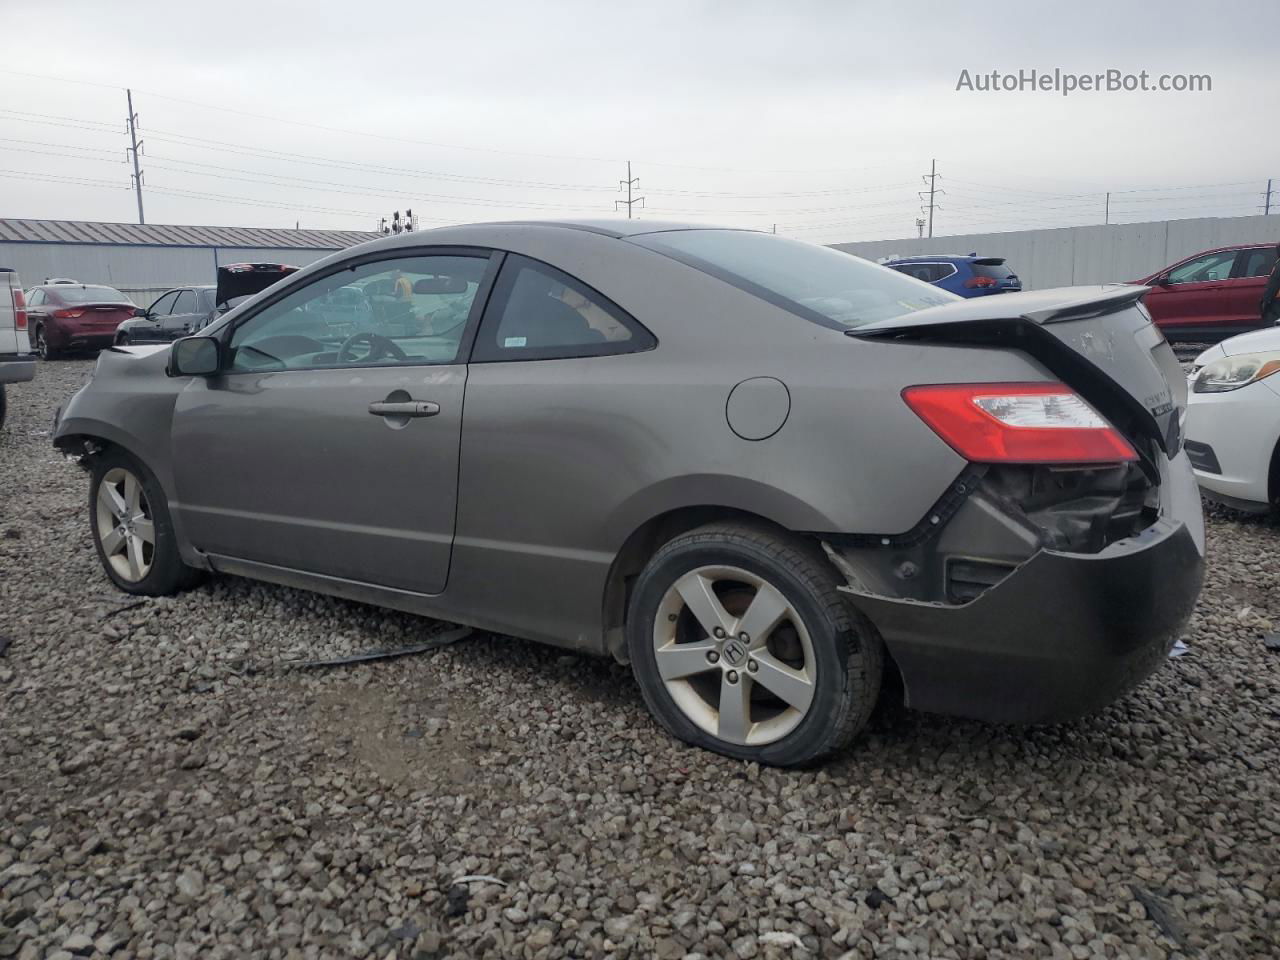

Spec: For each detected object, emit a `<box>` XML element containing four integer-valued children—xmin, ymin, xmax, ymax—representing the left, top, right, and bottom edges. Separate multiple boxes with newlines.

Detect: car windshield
<box><xmin>54</xmin><ymin>285</ymin><xmax>130</xmax><ymax>304</ymax></box>
<box><xmin>197</xmin><ymin>288</ymin><xmax>217</xmax><ymax>312</ymax></box>
<box><xmin>631</xmin><ymin>230</ymin><xmax>957</xmax><ymax>329</ymax></box>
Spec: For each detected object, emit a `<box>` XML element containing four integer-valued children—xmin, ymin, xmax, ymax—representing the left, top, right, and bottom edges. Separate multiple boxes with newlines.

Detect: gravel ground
<box><xmin>2</xmin><ymin>359</ymin><xmax>1278</xmax><ymax>960</ymax></box>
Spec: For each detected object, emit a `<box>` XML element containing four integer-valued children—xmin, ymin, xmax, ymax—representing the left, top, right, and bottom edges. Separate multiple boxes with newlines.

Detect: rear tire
<box><xmin>35</xmin><ymin>325</ymin><xmax>58</xmax><ymax>360</ymax></box>
<box><xmin>627</xmin><ymin>521</ymin><xmax>883</xmax><ymax>767</ymax></box>
<box><xmin>89</xmin><ymin>448</ymin><xmax>203</xmax><ymax>596</ymax></box>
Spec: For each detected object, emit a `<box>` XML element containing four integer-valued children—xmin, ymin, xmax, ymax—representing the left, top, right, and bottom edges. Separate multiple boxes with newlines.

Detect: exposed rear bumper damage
<box><xmin>830</xmin><ymin>451</ymin><xmax>1204</xmax><ymax>724</ymax></box>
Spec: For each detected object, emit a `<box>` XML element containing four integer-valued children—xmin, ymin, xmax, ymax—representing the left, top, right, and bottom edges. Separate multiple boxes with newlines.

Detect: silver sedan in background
<box><xmin>53</xmin><ymin>220</ymin><xmax>1202</xmax><ymax>766</ymax></box>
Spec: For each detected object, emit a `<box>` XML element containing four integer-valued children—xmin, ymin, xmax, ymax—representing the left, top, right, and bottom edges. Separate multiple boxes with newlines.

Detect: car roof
<box><xmin>424</xmin><ymin>218</ymin><xmax>742</xmax><ymax>239</ymax></box>
<box><xmin>884</xmin><ymin>254</ymin><xmax>985</xmax><ymax>264</ymax></box>
<box><xmin>1173</xmin><ymin>242</ymin><xmax>1275</xmax><ymax>259</ymax></box>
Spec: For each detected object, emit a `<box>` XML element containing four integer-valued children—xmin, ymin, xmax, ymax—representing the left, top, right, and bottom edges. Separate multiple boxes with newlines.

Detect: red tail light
<box><xmin>11</xmin><ymin>287</ymin><xmax>26</xmax><ymax>331</ymax></box>
<box><xmin>964</xmin><ymin>276</ymin><xmax>998</xmax><ymax>289</ymax></box>
<box><xmin>902</xmin><ymin>383</ymin><xmax>1138</xmax><ymax>464</ymax></box>
<box><xmin>52</xmin><ymin>308</ymin><xmax>85</xmax><ymax>319</ymax></box>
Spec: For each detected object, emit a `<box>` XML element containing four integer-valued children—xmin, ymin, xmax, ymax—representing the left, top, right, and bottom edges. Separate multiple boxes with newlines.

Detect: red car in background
<box><xmin>1137</xmin><ymin>242</ymin><xmax>1278</xmax><ymax>342</ymax></box>
<box><xmin>25</xmin><ymin>283</ymin><xmax>136</xmax><ymax>359</ymax></box>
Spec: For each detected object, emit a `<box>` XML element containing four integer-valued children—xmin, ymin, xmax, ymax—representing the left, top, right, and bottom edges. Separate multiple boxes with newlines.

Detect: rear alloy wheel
<box><xmin>628</xmin><ymin>522</ymin><xmax>883</xmax><ymax>766</ymax></box>
<box><xmin>89</xmin><ymin>449</ymin><xmax>203</xmax><ymax>595</ymax></box>
<box><xmin>35</xmin><ymin>326</ymin><xmax>57</xmax><ymax>360</ymax></box>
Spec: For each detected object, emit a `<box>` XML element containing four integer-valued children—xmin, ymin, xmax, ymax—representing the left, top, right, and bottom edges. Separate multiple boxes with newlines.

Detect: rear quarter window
<box><xmin>633</xmin><ymin>230</ymin><xmax>956</xmax><ymax>330</ymax></box>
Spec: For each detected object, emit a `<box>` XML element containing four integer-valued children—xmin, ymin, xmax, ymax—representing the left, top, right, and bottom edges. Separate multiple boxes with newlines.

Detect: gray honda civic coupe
<box><xmin>53</xmin><ymin>220</ymin><xmax>1204</xmax><ymax>766</ymax></box>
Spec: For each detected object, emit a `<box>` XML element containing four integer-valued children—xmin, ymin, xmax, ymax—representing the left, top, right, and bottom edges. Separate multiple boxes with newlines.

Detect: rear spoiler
<box><xmin>850</xmin><ymin>284</ymin><xmax>1148</xmax><ymax>338</ymax></box>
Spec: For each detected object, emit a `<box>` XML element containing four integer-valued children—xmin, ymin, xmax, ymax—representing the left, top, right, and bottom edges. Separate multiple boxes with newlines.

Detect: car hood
<box><xmin>1212</xmin><ymin>326</ymin><xmax>1280</xmax><ymax>357</ymax></box>
<box><xmin>215</xmin><ymin>264</ymin><xmax>298</xmax><ymax>306</ymax></box>
<box><xmin>107</xmin><ymin>343</ymin><xmax>170</xmax><ymax>359</ymax></box>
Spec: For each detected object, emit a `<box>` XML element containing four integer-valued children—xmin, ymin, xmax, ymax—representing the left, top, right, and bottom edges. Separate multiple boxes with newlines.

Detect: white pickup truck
<box><xmin>1</xmin><ymin>267</ymin><xmax>36</xmax><ymax>429</ymax></box>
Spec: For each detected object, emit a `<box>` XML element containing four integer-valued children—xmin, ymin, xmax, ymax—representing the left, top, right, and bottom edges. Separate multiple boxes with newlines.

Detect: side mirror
<box><xmin>168</xmin><ymin>336</ymin><xmax>222</xmax><ymax>377</ymax></box>
<box><xmin>133</xmin><ymin>307</ymin><xmax>149</xmax><ymax>318</ymax></box>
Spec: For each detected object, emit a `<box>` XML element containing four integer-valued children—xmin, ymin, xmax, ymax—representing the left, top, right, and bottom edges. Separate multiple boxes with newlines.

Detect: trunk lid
<box><xmin>852</xmin><ymin>284</ymin><xmax>1186</xmax><ymax>462</ymax></box>
<box><xmin>215</xmin><ymin>263</ymin><xmax>298</xmax><ymax>307</ymax></box>
<box><xmin>72</xmin><ymin>303</ymin><xmax>136</xmax><ymax>328</ymax></box>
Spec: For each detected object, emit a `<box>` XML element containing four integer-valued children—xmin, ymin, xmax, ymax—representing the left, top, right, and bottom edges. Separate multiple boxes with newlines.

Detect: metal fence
<box><xmin>832</xmin><ymin>213</ymin><xmax>1280</xmax><ymax>290</ymax></box>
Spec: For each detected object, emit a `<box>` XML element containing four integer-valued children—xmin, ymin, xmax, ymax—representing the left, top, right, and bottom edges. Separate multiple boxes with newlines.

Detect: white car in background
<box><xmin>1185</xmin><ymin>327</ymin><xmax>1280</xmax><ymax>514</ymax></box>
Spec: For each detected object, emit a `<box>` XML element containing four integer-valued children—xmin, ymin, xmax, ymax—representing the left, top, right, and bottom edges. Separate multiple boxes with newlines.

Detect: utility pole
<box><xmin>1266</xmin><ymin>179</ymin><xmax>1274</xmax><ymax>215</ymax></box>
<box><xmin>771</xmin><ymin>223</ymin><xmax>776</xmax><ymax>234</ymax></box>
<box><xmin>615</xmin><ymin>161</ymin><xmax>644</xmax><ymax>218</ymax></box>
<box><xmin>126</xmin><ymin>89</ymin><xmax>145</xmax><ymax>225</ymax></box>
<box><xmin>918</xmin><ymin>159</ymin><xmax>942</xmax><ymax>238</ymax></box>
<box><xmin>1105</xmin><ymin>192</ymin><xmax>1110</xmax><ymax>225</ymax></box>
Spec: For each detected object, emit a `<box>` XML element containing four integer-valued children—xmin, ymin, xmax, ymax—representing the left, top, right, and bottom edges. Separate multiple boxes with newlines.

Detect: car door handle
<box><xmin>368</xmin><ymin>400</ymin><xmax>440</xmax><ymax>418</ymax></box>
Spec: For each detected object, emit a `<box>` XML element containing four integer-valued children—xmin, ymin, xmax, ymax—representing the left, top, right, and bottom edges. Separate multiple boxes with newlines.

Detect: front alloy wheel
<box><xmin>95</xmin><ymin>466</ymin><xmax>155</xmax><ymax>582</ymax></box>
<box><xmin>88</xmin><ymin>448</ymin><xmax>203</xmax><ymax>596</ymax></box>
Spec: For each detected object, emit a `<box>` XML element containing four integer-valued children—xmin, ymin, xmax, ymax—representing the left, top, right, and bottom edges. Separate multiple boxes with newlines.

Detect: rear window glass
<box><xmin>631</xmin><ymin>230</ymin><xmax>956</xmax><ymax>330</ymax></box>
<box><xmin>970</xmin><ymin>260</ymin><xmax>1015</xmax><ymax>279</ymax></box>
<box><xmin>53</xmin><ymin>285</ymin><xmax>130</xmax><ymax>303</ymax></box>
<box><xmin>1239</xmin><ymin>248</ymin><xmax>1278</xmax><ymax>278</ymax></box>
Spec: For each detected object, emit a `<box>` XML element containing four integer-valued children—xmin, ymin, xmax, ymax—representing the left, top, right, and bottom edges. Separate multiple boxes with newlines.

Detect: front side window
<box><xmin>228</xmin><ymin>254</ymin><xmax>488</xmax><ymax>372</ymax></box>
<box><xmin>172</xmin><ymin>290</ymin><xmax>196</xmax><ymax>314</ymax></box>
<box><xmin>632</xmin><ymin>230</ymin><xmax>956</xmax><ymax>330</ymax></box>
<box><xmin>149</xmin><ymin>291</ymin><xmax>179</xmax><ymax>316</ymax></box>
<box><xmin>1167</xmin><ymin>250</ymin><xmax>1236</xmax><ymax>284</ymax></box>
<box><xmin>471</xmin><ymin>255</ymin><xmax>654</xmax><ymax>361</ymax></box>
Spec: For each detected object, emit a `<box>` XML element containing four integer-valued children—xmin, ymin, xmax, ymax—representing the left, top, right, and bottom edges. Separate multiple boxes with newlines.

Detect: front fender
<box><xmin>53</xmin><ymin>347</ymin><xmax>185</xmax><ymax>517</ymax></box>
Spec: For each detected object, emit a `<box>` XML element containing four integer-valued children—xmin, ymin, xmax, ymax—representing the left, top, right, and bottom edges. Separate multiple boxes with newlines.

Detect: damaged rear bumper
<box><xmin>838</xmin><ymin>453</ymin><xmax>1205</xmax><ymax>724</ymax></box>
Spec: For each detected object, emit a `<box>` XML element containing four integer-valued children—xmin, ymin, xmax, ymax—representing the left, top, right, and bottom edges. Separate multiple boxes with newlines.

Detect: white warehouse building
<box><xmin>0</xmin><ymin>218</ymin><xmax>379</xmax><ymax>306</ymax></box>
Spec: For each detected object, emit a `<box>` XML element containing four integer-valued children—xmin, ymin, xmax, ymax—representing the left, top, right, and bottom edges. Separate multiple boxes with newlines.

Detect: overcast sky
<box><xmin>2</xmin><ymin>0</ymin><xmax>1277</xmax><ymax>243</ymax></box>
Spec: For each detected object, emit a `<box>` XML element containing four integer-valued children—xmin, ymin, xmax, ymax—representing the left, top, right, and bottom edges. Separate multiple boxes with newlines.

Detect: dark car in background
<box><xmin>1136</xmin><ymin>243</ymin><xmax>1278</xmax><ymax>342</ymax></box>
<box><xmin>24</xmin><ymin>283</ymin><xmax>135</xmax><ymax>359</ymax></box>
<box><xmin>115</xmin><ymin>263</ymin><xmax>298</xmax><ymax>345</ymax></box>
<box><xmin>882</xmin><ymin>254</ymin><xmax>1022</xmax><ymax>298</ymax></box>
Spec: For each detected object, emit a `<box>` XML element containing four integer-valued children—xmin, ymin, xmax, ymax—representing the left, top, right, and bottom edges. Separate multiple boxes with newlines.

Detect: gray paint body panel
<box><xmin>55</xmin><ymin>222</ymin><xmax>1079</xmax><ymax>654</ymax></box>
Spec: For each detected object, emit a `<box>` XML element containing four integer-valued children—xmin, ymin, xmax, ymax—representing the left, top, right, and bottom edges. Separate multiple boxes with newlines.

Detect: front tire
<box><xmin>89</xmin><ymin>448</ymin><xmax>202</xmax><ymax>595</ymax></box>
<box><xmin>627</xmin><ymin>522</ymin><xmax>883</xmax><ymax>767</ymax></box>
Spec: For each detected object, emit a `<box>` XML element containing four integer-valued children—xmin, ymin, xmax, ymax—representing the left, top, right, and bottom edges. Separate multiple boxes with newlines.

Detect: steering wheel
<box><xmin>336</xmin><ymin>331</ymin><xmax>408</xmax><ymax>363</ymax></box>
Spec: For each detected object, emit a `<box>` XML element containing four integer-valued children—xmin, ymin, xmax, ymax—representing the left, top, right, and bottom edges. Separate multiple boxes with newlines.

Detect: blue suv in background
<box><xmin>883</xmin><ymin>254</ymin><xmax>1022</xmax><ymax>298</ymax></box>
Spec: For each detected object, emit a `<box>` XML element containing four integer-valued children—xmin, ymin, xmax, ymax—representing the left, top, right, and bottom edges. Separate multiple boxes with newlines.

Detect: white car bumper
<box><xmin>1184</xmin><ymin>377</ymin><xmax>1280</xmax><ymax>511</ymax></box>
